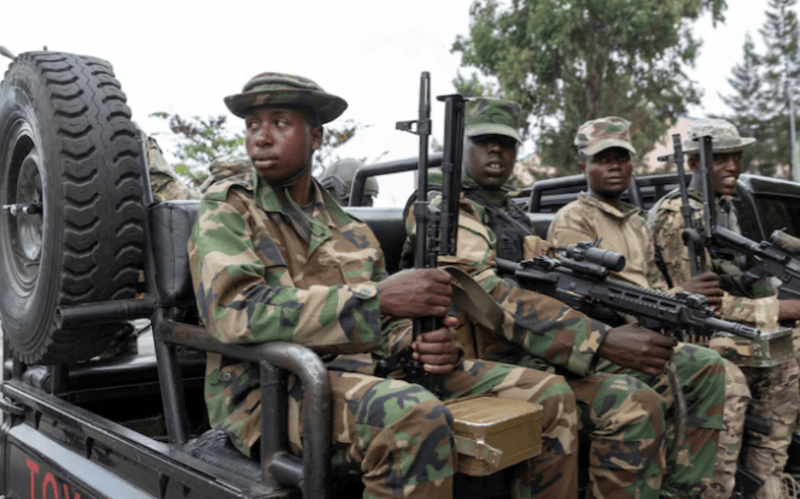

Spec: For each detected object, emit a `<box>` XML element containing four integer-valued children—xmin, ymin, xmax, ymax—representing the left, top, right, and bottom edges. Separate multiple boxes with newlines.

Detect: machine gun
<box><xmin>374</xmin><ymin>72</ymin><xmax>466</xmax><ymax>396</ymax></box>
<box><xmin>495</xmin><ymin>242</ymin><xmax>761</xmax><ymax>342</ymax></box>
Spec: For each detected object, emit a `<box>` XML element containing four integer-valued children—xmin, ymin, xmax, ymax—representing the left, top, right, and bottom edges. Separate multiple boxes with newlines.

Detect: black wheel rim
<box><xmin>1</xmin><ymin>116</ymin><xmax>45</xmax><ymax>302</ymax></box>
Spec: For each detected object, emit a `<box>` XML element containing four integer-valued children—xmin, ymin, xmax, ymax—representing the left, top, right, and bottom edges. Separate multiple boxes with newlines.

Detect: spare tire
<box><xmin>0</xmin><ymin>52</ymin><xmax>146</xmax><ymax>364</ymax></box>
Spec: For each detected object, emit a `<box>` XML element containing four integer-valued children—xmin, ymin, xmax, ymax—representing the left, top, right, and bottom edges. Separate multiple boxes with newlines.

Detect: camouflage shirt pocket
<box><xmin>340</xmin><ymin>259</ymin><xmax>379</xmax><ymax>299</ymax></box>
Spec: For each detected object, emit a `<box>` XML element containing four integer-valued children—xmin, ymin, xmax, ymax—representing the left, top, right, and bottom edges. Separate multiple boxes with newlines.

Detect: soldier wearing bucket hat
<box><xmin>675</xmin><ymin>118</ymin><xmax>756</xmax><ymax>198</ymax></box>
<box><xmin>650</xmin><ymin>118</ymin><xmax>800</xmax><ymax>499</ymax></box>
<box><xmin>191</xmin><ymin>74</ymin><xmax>592</xmax><ymax>498</ymax></box>
<box><xmin>221</xmin><ymin>72</ymin><xmax>347</xmax><ymax>192</ymax></box>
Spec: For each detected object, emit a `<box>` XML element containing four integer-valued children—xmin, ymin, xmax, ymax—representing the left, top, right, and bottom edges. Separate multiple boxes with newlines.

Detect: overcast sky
<box><xmin>1</xmin><ymin>0</ymin><xmax>781</xmax><ymax>206</ymax></box>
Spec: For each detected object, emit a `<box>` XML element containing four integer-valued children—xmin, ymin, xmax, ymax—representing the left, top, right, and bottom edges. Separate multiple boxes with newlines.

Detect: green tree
<box><xmin>718</xmin><ymin>33</ymin><xmax>777</xmax><ymax>175</ymax></box>
<box><xmin>761</xmin><ymin>0</ymin><xmax>800</xmax><ymax>177</ymax></box>
<box><xmin>150</xmin><ymin>113</ymin><xmax>245</xmax><ymax>187</ymax></box>
<box><xmin>720</xmin><ymin>0</ymin><xmax>800</xmax><ymax>178</ymax></box>
<box><xmin>452</xmin><ymin>0</ymin><xmax>726</xmax><ymax>174</ymax></box>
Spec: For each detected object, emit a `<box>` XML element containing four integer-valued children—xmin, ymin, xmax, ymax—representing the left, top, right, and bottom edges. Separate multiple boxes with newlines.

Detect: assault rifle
<box><xmin>374</xmin><ymin>72</ymin><xmax>466</xmax><ymax>396</ymax></box>
<box><xmin>494</xmin><ymin>242</ymin><xmax>761</xmax><ymax>341</ymax></box>
<box><xmin>668</xmin><ymin>133</ymin><xmax>707</xmax><ymax>275</ymax></box>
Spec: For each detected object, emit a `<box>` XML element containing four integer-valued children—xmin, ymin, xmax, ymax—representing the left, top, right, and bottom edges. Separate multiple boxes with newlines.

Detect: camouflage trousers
<box><xmin>597</xmin><ymin>342</ymin><xmax>725</xmax><ymax>499</ymax></box>
<box><xmin>703</xmin><ymin>359</ymin><xmax>750</xmax><ymax>499</ymax></box>
<box><xmin>740</xmin><ymin>359</ymin><xmax>800</xmax><ymax>499</ymax></box>
<box><xmin>487</xmin><ymin>350</ymin><xmax>667</xmax><ymax>499</ymax></box>
<box><xmin>287</xmin><ymin>359</ymin><xmax>579</xmax><ymax>499</ymax></box>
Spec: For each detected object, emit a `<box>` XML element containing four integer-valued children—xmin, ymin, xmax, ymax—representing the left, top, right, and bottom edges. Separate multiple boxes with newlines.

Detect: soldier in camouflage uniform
<box><xmin>189</xmin><ymin>73</ymin><xmax>583</xmax><ymax>499</ymax></box>
<box><xmin>547</xmin><ymin>117</ymin><xmax>734</xmax><ymax>499</ymax></box>
<box><xmin>145</xmin><ymin>135</ymin><xmax>200</xmax><ymax>202</ymax></box>
<box><xmin>403</xmin><ymin>98</ymin><xmax>673</xmax><ymax>499</ymax></box>
<box><xmin>319</xmin><ymin>158</ymin><xmax>379</xmax><ymax>206</ymax></box>
<box><xmin>649</xmin><ymin>118</ymin><xmax>800</xmax><ymax>499</ymax></box>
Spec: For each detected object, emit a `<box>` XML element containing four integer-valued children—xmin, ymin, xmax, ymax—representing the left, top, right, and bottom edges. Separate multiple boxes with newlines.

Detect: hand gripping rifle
<box><xmin>374</xmin><ymin>72</ymin><xmax>466</xmax><ymax>397</ymax></box>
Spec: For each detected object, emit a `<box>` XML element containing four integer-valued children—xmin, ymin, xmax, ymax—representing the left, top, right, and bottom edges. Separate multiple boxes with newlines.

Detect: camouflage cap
<box><xmin>574</xmin><ymin>116</ymin><xmax>637</xmax><ymax>156</ymax></box>
<box><xmin>683</xmin><ymin>118</ymin><xmax>756</xmax><ymax>154</ymax></box>
<box><xmin>224</xmin><ymin>72</ymin><xmax>347</xmax><ymax>124</ymax></box>
<box><xmin>465</xmin><ymin>98</ymin><xmax>522</xmax><ymax>143</ymax></box>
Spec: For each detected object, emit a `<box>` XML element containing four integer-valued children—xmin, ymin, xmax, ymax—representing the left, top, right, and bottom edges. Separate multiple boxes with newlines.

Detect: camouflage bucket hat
<box><xmin>683</xmin><ymin>118</ymin><xmax>756</xmax><ymax>154</ymax></box>
<box><xmin>574</xmin><ymin>116</ymin><xmax>637</xmax><ymax>156</ymax></box>
<box><xmin>224</xmin><ymin>72</ymin><xmax>348</xmax><ymax>124</ymax></box>
<box><xmin>465</xmin><ymin>98</ymin><xmax>522</xmax><ymax>143</ymax></box>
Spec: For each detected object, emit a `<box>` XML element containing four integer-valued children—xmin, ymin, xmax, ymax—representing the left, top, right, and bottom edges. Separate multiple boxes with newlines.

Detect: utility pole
<box><xmin>789</xmin><ymin>78</ymin><xmax>798</xmax><ymax>181</ymax></box>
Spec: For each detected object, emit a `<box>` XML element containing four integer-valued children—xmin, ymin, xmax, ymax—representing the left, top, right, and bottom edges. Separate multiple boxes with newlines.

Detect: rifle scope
<box><xmin>565</xmin><ymin>242</ymin><xmax>626</xmax><ymax>273</ymax></box>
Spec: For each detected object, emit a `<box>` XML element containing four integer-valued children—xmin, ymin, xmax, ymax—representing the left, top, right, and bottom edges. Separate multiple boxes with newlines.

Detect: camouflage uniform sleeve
<box><xmin>188</xmin><ymin>190</ymin><xmax>381</xmax><ymax>352</ymax></box>
<box><xmin>546</xmin><ymin>202</ymin><xmax>598</xmax><ymax>248</ymax></box>
<box><xmin>643</xmin><ymin>222</ymin><xmax>673</xmax><ymax>294</ymax></box>
<box><xmin>406</xmin><ymin>193</ymin><xmax>610</xmax><ymax>376</ymax></box>
<box><xmin>649</xmin><ymin>198</ymin><xmax>694</xmax><ymax>290</ymax></box>
<box><xmin>721</xmin><ymin>293</ymin><xmax>782</xmax><ymax>330</ymax></box>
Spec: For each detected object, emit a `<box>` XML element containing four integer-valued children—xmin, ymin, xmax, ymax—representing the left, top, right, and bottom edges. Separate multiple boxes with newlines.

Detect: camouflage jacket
<box><xmin>547</xmin><ymin>193</ymin><xmax>670</xmax><ymax>292</ymax></box>
<box><xmin>403</xmin><ymin>180</ymin><xmax>611</xmax><ymax>377</ymax></box>
<box><xmin>648</xmin><ymin>190</ymin><xmax>781</xmax><ymax>330</ymax></box>
<box><xmin>188</xmin><ymin>171</ymin><xmax>408</xmax><ymax>455</ymax></box>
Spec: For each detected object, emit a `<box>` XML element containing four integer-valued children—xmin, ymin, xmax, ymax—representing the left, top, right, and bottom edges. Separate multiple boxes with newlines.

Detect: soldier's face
<box><xmin>245</xmin><ymin>107</ymin><xmax>321</xmax><ymax>183</ymax></box>
<box><xmin>465</xmin><ymin>134</ymin><xmax>518</xmax><ymax>189</ymax></box>
<box><xmin>580</xmin><ymin>147</ymin><xmax>632</xmax><ymax>200</ymax></box>
<box><xmin>688</xmin><ymin>151</ymin><xmax>743</xmax><ymax>197</ymax></box>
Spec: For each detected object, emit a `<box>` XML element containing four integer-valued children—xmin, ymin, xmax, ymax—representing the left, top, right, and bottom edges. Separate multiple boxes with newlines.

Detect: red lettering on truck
<box><xmin>25</xmin><ymin>458</ymin><xmax>81</xmax><ymax>499</ymax></box>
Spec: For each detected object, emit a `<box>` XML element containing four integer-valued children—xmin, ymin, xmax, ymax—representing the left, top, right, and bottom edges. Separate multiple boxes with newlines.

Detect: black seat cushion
<box><xmin>149</xmin><ymin>201</ymin><xmax>201</xmax><ymax>306</ymax></box>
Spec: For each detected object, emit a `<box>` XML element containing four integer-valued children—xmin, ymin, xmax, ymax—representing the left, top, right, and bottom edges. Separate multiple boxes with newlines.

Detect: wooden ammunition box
<box><xmin>447</xmin><ymin>396</ymin><xmax>543</xmax><ymax>476</ymax></box>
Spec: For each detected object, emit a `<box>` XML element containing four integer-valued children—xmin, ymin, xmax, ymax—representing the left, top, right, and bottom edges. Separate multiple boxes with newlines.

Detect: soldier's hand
<box><xmin>779</xmin><ymin>299</ymin><xmax>800</xmax><ymax>321</ymax></box>
<box><xmin>682</xmin><ymin>271</ymin><xmax>723</xmax><ymax>314</ymax></box>
<box><xmin>378</xmin><ymin>268</ymin><xmax>452</xmax><ymax>318</ymax></box>
<box><xmin>412</xmin><ymin>317</ymin><xmax>460</xmax><ymax>374</ymax></box>
<box><xmin>598</xmin><ymin>323</ymin><xmax>677</xmax><ymax>375</ymax></box>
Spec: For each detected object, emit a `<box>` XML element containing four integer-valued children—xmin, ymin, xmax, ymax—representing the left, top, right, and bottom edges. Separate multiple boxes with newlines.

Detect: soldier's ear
<box><xmin>578</xmin><ymin>162</ymin><xmax>587</xmax><ymax>174</ymax></box>
<box><xmin>687</xmin><ymin>157</ymin><xmax>699</xmax><ymax>172</ymax></box>
<box><xmin>310</xmin><ymin>126</ymin><xmax>323</xmax><ymax>152</ymax></box>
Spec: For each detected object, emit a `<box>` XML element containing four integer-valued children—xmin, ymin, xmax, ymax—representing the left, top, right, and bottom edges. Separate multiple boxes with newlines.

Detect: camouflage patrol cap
<box><xmin>224</xmin><ymin>72</ymin><xmax>347</xmax><ymax>124</ymax></box>
<box><xmin>465</xmin><ymin>98</ymin><xmax>522</xmax><ymax>143</ymax></box>
<box><xmin>683</xmin><ymin>118</ymin><xmax>756</xmax><ymax>154</ymax></box>
<box><xmin>574</xmin><ymin>116</ymin><xmax>637</xmax><ymax>156</ymax></box>
<box><xmin>319</xmin><ymin>158</ymin><xmax>378</xmax><ymax>204</ymax></box>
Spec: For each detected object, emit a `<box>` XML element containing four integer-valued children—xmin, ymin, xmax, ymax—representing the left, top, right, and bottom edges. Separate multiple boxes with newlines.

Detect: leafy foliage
<box><xmin>452</xmin><ymin>0</ymin><xmax>727</xmax><ymax>175</ymax></box>
<box><xmin>150</xmin><ymin>112</ymin><xmax>244</xmax><ymax>187</ymax></box>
